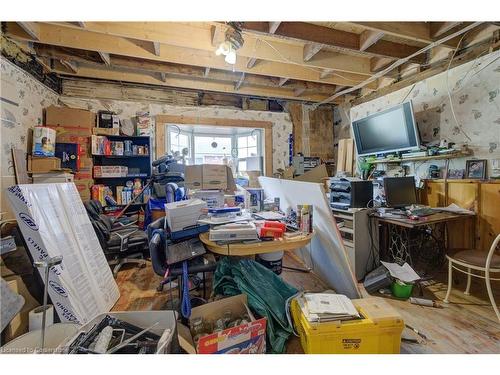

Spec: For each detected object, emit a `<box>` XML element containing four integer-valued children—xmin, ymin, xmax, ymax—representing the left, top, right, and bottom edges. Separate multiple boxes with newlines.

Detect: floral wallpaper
<box><xmin>335</xmin><ymin>51</ymin><xmax>500</xmax><ymax>180</ymax></box>
<box><xmin>58</xmin><ymin>97</ymin><xmax>293</xmax><ymax>172</ymax></box>
<box><xmin>1</xmin><ymin>58</ymin><xmax>59</xmax><ymax>177</ymax></box>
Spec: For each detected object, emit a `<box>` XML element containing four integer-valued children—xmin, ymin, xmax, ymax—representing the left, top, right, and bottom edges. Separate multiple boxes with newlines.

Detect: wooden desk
<box><xmin>371</xmin><ymin>211</ymin><xmax>476</xmax><ymax>267</ymax></box>
<box><xmin>199</xmin><ymin>232</ymin><xmax>314</xmax><ymax>256</ymax></box>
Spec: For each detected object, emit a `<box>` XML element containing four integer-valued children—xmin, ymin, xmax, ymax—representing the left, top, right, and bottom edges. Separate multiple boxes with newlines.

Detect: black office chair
<box><xmin>147</xmin><ymin>217</ymin><xmax>216</xmax><ymax>297</ymax></box>
<box><xmin>84</xmin><ymin>200</ymin><xmax>149</xmax><ymax>277</ymax></box>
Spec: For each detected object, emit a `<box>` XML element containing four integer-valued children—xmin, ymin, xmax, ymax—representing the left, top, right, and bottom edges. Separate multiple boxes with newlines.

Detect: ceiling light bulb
<box><xmin>225</xmin><ymin>50</ymin><xmax>236</xmax><ymax>65</ymax></box>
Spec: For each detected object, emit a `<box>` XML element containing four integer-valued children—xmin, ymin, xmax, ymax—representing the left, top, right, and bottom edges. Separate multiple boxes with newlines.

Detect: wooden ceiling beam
<box><xmin>370</xmin><ymin>56</ymin><xmax>395</xmax><ymax>72</ymax></box>
<box><xmin>303</xmin><ymin>43</ymin><xmax>323</xmax><ymax>62</ymax></box>
<box><xmin>240</xmin><ymin>22</ymin><xmax>427</xmax><ymax>63</ymax></box>
<box><xmin>430</xmin><ymin>22</ymin><xmax>463</xmax><ymax>38</ymax></box>
<box><xmin>58</xmin><ymin>64</ymin><xmax>341</xmax><ymax>103</ymax></box>
<box><xmin>33</xmin><ymin>44</ymin><xmax>338</xmax><ymax>94</ymax></box>
<box><xmin>17</xmin><ymin>22</ymin><xmax>40</xmax><ymax>41</ymax></box>
<box><xmin>4</xmin><ymin>23</ymin><xmax>374</xmax><ymax>88</ymax></box>
<box><xmin>41</xmin><ymin>21</ymin><xmax>372</xmax><ymax>76</ymax></box>
<box><xmin>359</xmin><ymin>30</ymin><xmax>384</xmax><ymax>52</ymax></box>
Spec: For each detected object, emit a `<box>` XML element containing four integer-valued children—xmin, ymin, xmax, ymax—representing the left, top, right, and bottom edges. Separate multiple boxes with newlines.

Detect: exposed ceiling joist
<box><xmin>17</xmin><ymin>22</ymin><xmax>40</xmax><ymax>40</ymax></box>
<box><xmin>320</xmin><ymin>69</ymin><xmax>333</xmax><ymax>79</ymax></box>
<box><xmin>58</xmin><ymin>64</ymin><xmax>341</xmax><ymax>103</ymax></box>
<box><xmin>359</xmin><ymin>30</ymin><xmax>384</xmax><ymax>52</ymax></box>
<box><xmin>43</xmin><ymin>21</ymin><xmax>373</xmax><ymax>76</ymax></box>
<box><xmin>4</xmin><ymin>23</ymin><xmax>375</xmax><ymax>88</ymax></box>
<box><xmin>234</xmin><ymin>73</ymin><xmax>245</xmax><ymax>90</ymax></box>
<box><xmin>211</xmin><ymin>24</ymin><xmax>225</xmax><ymax>47</ymax></box>
<box><xmin>370</xmin><ymin>56</ymin><xmax>395</xmax><ymax>72</ymax></box>
<box><xmin>33</xmin><ymin>44</ymin><xmax>339</xmax><ymax>94</ymax></box>
<box><xmin>269</xmin><ymin>22</ymin><xmax>281</xmax><ymax>34</ymax></box>
<box><xmin>240</xmin><ymin>22</ymin><xmax>427</xmax><ymax>63</ymax></box>
<box><xmin>430</xmin><ymin>22</ymin><xmax>463</xmax><ymax>38</ymax></box>
<box><xmin>303</xmin><ymin>43</ymin><xmax>323</xmax><ymax>61</ymax></box>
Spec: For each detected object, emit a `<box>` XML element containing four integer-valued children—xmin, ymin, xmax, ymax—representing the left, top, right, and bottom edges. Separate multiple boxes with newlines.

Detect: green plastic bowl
<box><xmin>391</xmin><ymin>280</ymin><xmax>414</xmax><ymax>299</ymax></box>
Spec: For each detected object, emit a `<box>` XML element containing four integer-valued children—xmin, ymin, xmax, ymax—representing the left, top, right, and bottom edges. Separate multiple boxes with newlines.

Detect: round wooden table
<box><xmin>199</xmin><ymin>231</ymin><xmax>314</xmax><ymax>256</ymax></box>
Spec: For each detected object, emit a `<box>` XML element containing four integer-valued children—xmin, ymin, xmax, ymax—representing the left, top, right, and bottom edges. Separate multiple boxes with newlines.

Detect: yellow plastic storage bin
<box><xmin>291</xmin><ymin>296</ymin><xmax>404</xmax><ymax>354</ymax></box>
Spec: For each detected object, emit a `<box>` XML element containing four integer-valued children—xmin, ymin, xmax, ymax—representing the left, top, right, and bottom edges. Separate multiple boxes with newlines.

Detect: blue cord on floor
<box><xmin>181</xmin><ymin>260</ymin><xmax>191</xmax><ymax>318</ymax></box>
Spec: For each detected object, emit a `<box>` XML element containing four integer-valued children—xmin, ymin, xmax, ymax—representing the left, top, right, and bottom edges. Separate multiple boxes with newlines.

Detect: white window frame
<box><xmin>166</xmin><ymin>125</ymin><xmax>263</xmax><ymax>172</ymax></box>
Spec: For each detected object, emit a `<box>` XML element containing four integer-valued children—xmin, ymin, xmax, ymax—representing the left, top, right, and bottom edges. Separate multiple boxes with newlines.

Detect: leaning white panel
<box><xmin>6</xmin><ymin>183</ymin><xmax>120</xmax><ymax>324</ymax></box>
<box><xmin>258</xmin><ymin>177</ymin><xmax>360</xmax><ymax>298</ymax></box>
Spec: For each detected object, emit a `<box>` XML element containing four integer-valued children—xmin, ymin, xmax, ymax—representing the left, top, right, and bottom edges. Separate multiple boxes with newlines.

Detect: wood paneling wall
<box><xmin>423</xmin><ymin>179</ymin><xmax>500</xmax><ymax>251</ymax></box>
<box><xmin>287</xmin><ymin>103</ymin><xmax>334</xmax><ymax>161</ymax></box>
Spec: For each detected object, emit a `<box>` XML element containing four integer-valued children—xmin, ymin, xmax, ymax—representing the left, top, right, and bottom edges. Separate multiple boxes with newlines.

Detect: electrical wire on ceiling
<box><xmin>309</xmin><ymin>22</ymin><xmax>484</xmax><ymax>109</ymax></box>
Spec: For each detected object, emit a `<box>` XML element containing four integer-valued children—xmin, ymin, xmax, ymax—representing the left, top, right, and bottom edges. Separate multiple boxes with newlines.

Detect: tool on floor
<box><xmin>34</xmin><ymin>255</ymin><xmax>63</xmax><ymax>351</ymax></box>
<box><xmin>409</xmin><ymin>297</ymin><xmax>441</xmax><ymax>308</ymax></box>
<box><xmin>405</xmin><ymin>324</ymin><xmax>428</xmax><ymax>341</ymax></box>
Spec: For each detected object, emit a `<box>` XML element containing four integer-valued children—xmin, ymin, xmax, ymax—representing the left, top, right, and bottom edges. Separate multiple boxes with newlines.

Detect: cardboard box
<box><xmin>28</xmin><ymin>156</ymin><xmax>61</xmax><ymax>173</ymax></box>
<box><xmin>79</xmin><ymin>157</ymin><xmax>93</xmax><ymax>170</ymax></box>
<box><xmin>203</xmin><ymin>165</ymin><xmax>227</xmax><ymax>190</ymax></box>
<box><xmin>45</xmin><ymin>105</ymin><xmax>96</xmax><ymax>129</ymax></box>
<box><xmin>60</xmin><ymin>310</ymin><xmax>177</xmax><ymax>354</ymax></box>
<box><xmin>32</xmin><ymin>172</ymin><xmax>74</xmax><ymax>184</ymax></box>
<box><xmin>178</xmin><ymin>294</ymin><xmax>266</xmax><ymax>354</ymax></box>
<box><xmin>92</xmin><ymin>127</ymin><xmax>120</xmax><ymax>136</ymax></box>
<box><xmin>93</xmin><ymin>166</ymin><xmax>127</xmax><ymax>178</ymax></box>
<box><xmin>185</xmin><ymin>164</ymin><xmax>232</xmax><ymax>190</ymax></box>
<box><xmin>55</xmin><ymin>134</ymin><xmax>90</xmax><ymax>156</ymax></box>
<box><xmin>165</xmin><ymin>198</ymin><xmax>207</xmax><ymax>232</ymax></box>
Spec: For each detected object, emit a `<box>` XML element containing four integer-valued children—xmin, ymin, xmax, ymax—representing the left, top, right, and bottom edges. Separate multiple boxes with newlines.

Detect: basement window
<box><xmin>166</xmin><ymin>124</ymin><xmax>263</xmax><ymax>174</ymax></box>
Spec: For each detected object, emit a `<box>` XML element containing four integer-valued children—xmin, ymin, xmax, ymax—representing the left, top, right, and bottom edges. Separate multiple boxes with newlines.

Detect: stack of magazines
<box><xmin>297</xmin><ymin>293</ymin><xmax>360</xmax><ymax>323</ymax></box>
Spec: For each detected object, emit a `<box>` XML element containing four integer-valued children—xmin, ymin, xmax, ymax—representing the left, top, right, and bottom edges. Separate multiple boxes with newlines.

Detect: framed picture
<box><xmin>465</xmin><ymin>159</ymin><xmax>487</xmax><ymax>179</ymax></box>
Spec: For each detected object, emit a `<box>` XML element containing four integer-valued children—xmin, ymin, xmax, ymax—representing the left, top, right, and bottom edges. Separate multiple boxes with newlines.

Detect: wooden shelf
<box><xmin>92</xmin><ymin>154</ymin><xmax>150</xmax><ymax>158</ymax></box>
<box><xmin>338</xmin><ymin>226</ymin><xmax>354</xmax><ymax>234</ymax></box>
<box><xmin>367</xmin><ymin>150</ymin><xmax>472</xmax><ymax>164</ymax></box>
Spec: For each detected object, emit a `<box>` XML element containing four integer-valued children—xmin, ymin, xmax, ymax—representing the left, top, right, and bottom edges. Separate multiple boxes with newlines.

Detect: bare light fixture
<box><xmin>215</xmin><ymin>23</ymin><xmax>244</xmax><ymax>65</ymax></box>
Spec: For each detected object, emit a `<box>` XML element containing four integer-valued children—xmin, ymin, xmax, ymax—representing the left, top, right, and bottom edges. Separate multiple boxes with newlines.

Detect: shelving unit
<box><xmin>366</xmin><ymin>149</ymin><xmax>472</xmax><ymax>164</ymax></box>
<box><xmin>92</xmin><ymin>135</ymin><xmax>152</xmax><ymax>209</ymax></box>
<box><xmin>332</xmin><ymin>207</ymin><xmax>378</xmax><ymax>281</ymax></box>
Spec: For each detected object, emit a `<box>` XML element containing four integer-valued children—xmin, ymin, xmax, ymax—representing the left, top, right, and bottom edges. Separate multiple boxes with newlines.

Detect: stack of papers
<box><xmin>380</xmin><ymin>261</ymin><xmax>420</xmax><ymax>283</ymax></box>
<box><xmin>298</xmin><ymin>293</ymin><xmax>360</xmax><ymax>323</ymax></box>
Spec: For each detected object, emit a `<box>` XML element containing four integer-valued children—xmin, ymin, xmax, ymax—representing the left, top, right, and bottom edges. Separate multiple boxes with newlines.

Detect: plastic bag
<box><xmin>213</xmin><ymin>257</ymin><xmax>298</xmax><ymax>353</ymax></box>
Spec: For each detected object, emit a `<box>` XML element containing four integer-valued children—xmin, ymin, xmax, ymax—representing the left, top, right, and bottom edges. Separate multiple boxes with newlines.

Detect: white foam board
<box><xmin>6</xmin><ymin>183</ymin><xmax>120</xmax><ymax>324</ymax></box>
<box><xmin>258</xmin><ymin>177</ymin><xmax>360</xmax><ymax>298</ymax></box>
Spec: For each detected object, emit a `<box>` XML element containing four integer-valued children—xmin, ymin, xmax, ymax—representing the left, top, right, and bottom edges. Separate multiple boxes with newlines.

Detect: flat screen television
<box><xmin>351</xmin><ymin>101</ymin><xmax>420</xmax><ymax>156</ymax></box>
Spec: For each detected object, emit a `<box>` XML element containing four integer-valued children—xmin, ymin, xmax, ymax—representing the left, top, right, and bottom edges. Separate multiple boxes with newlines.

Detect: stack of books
<box><xmin>297</xmin><ymin>293</ymin><xmax>360</xmax><ymax>323</ymax></box>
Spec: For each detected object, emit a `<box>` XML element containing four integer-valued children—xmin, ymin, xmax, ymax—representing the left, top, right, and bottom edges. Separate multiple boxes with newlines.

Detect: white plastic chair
<box><xmin>443</xmin><ymin>233</ymin><xmax>500</xmax><ymax>321</ymax></box>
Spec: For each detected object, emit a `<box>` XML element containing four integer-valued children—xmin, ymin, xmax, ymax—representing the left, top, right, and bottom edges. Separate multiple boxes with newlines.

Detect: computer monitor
<box><xmin>384</xmin><ymin>176</ymin><xmax>417</xmax><ymax>208</ymax></box>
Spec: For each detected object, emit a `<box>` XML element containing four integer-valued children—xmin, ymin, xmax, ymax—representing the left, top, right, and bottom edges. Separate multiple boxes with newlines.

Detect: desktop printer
<box><xmin>330</xmin><ymin>178</ymin><xmax>373</xmax><ymax>210</ymax></box>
